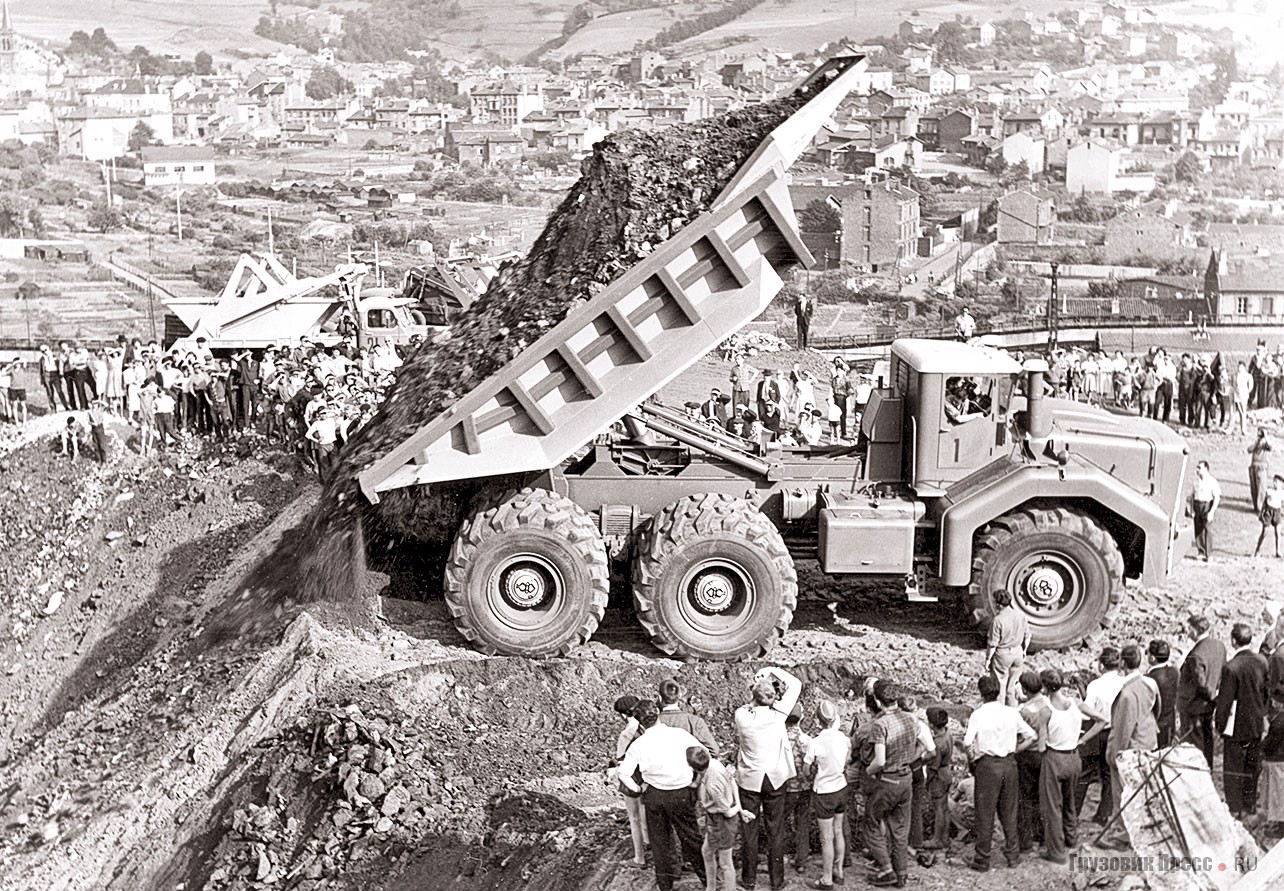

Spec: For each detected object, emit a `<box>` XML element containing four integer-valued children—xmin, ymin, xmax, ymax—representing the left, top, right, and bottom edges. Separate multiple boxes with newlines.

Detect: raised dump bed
<box><xmin>358</xmin><ymin>53</ymin><xmax>868</xmax><ymax>503</ymax></box>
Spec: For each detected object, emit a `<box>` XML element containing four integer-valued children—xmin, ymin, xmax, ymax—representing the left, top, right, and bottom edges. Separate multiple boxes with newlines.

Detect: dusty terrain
<box><xmin>0</xmin><ymin>379</ymin><xmax>1277</xmax><ymax>891</ymax></box>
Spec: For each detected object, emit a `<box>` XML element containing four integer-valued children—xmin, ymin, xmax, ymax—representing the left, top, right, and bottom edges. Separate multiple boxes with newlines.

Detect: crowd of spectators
<box><xmin>13</xmin><ymin>332</ymin><xmax>412</xmax><ymax>476</ymax></box>
<box><xmin>610</xmin><ymin>604</ymin><xmax>1284</xmax><ymax>891</ymax></box>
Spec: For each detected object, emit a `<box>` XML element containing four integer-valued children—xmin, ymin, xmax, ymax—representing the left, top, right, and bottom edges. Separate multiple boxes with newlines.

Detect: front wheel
<box><xmin>444</xmin><ymin>488</ymin><xmax>608</xmax><ymax>656</ymax></box>
<box><xmin>966</xmin><ymin>507</ymin><xmax>1123</xmax><ymax>651</ymax></box>
<box><xmin>633</xmin><ymin>493</ymin><xmax>797</xmax><ymax>661</ymax></box>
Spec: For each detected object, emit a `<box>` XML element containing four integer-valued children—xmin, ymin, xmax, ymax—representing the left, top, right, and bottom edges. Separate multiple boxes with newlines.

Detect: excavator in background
<box><xmin>163</xmin><ymin>252</ymin><xmax>432</xmax><ymax>354</ymax></box>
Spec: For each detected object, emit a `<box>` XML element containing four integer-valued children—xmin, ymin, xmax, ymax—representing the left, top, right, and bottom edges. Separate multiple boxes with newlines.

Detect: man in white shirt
<box><xmin>1191</xmin><ymin>460</ymin><xmax>1221</xmax><ymax>561</ymax></box>
<box><xmin>734</xmin><ymin>666</ymin><xmax>802</xmax><ymax>890</ymax></box>
<box><xmin>804</xmin><ymin>700</ymin><xmax>851</xmax><ymax>889</ymax></box>
<box><xmin>618</xmin><ymin>701</ymin><xmax>708</xmax><ymax>891</ymax></box>
<box><xmin>1038</xmin><ymin>668</ymin><xmax>1084</xmax><ymax>864</ymax></box>
<box><xmin>955</xmin><ymin>308</ymin><xmax>976</xmax><ymax>341</ymax></box>
<box><xmin>1076</xmin><ymin>647</ymin><xmax>1126</xmax><ymax>825</ymax></box>
<box><xmin>962</xmin><ymin>675</ymin><xmax>1036</xmax><ymax>871</ymax></box>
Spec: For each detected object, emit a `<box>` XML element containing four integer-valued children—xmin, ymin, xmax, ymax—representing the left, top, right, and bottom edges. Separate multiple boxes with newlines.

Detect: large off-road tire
<box><xmin>967</xmin><ymin>507</ymin><xmax>1124</xmax><ymax>651</ymax></box>
<box><xmin>444</xmin><ymin>488</ymin><xmax>609</xmax><ymax>657</ymax></box>
<box><xmin>633</xmin><ymin>493</ymin><xmax>797</xmax><ymax>661</ymax></box>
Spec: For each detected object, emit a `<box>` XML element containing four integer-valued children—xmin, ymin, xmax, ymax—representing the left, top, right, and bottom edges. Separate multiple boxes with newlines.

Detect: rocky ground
<box><xmin>0</xmin><ymin>394</ymin><xmax>1278</xmax><ymax>891</ymax></box>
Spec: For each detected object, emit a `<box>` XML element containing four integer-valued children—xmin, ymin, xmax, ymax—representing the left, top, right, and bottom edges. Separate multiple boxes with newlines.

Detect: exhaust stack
<box><xmin>1023</xmin><ymin>358</ymin><xmax>1052</xmax><ymax>439</ymax></box>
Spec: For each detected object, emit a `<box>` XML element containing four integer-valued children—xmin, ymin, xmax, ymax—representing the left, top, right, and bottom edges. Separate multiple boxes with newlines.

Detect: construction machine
<box><xmin>354</xmin><ymin>55</ymin><xmax>1192</xmax><ymax>660</ymax></box>
<box><xmin>164</xmin><ymin>252</ymin><xmax>431</xmax><ymax>354</ymax></box>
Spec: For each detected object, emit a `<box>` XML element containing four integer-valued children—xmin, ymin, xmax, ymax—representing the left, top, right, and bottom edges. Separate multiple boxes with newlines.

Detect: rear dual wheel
<box><xmin>633</xmin><ymin>493</ymin><xmax>797</xmax><ymax>661</ymax></box>
<box><xmin>444</xmin><ymin>488</ymin><xmax>608</xmax><ymax>657</ymax></box>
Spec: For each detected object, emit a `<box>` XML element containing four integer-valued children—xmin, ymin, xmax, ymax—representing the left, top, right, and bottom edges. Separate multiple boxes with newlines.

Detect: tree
<box><xmin>1174</xmin><ymin>151</ymin><xmax>1202</xmax><ymax>183</ymax></box>
<box><xmin>27</xmin><ymin>207</ymin><xmax>46</xmax><ymax>238</ymax></box>
<box><xmin>88</xmin><ymin>203</ymin><xmax>123</xmax><ymax>233</ymax></box>
<box><xmin>979</xmin><ymin>199</ymin><xmax>998</xmax><ymax>230</ymax></box>
<box><xmin>127</xmin><ymin>121</ymin><xmax>156</xmax><ymax>153</ymax></box>
<box><xmin>1000</xmin><ymin>277</ymin><xmax>1021</xmax><ymax>306</ymax></box>
<box><xmin>0</xmin><ymin>193</ymin><xmax>25</xmax><ymax>236</ymax></box>
<box><xmin>194</xmin><ymin>50</ymin><xmax>213</xmax><ymax>75</ymax></box>
<box><xmin>306</xmin><ymin>66</ymin><xmax>353</xmax><ymax>100</ymax></box>
<box><xmin>933</xmin><ymin>21</ymin><xmax>968</xmax><ymax>64</ymax></box>
<box><xmin>983</xmin><ymin>152</ymin><xmax>1006</xmax><ymax>176</ymax></box>
<box><xmin>955</xmin><ymin>279</ymin><xmax>978</xmax><ymax>301</ymax></box>
<box><xmin>798</xmin><ymin>198</ymin><xmax>841</xmax><ymax>238</ymax></box>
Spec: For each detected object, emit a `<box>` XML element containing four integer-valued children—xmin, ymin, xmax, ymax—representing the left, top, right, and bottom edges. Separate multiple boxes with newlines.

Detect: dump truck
<box><xmin>355</xmin><ymin>55</ymin><xmax>1192</xmax><ymax>660</ymax></box>
<box><xmin>164</xmin><ymin>252</ymin><xmax>431</xmax><ymax>354</ymax></box>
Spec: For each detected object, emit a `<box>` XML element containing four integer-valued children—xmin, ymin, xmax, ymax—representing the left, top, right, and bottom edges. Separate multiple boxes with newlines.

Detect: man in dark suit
<box><xmin>1179</xmin><ymin>614</ymin><xmax>1227</xmax><ymax>768</ymax></box>
<box><xmin>699</xmin><ymin>388</ymin><xmax>729</xmax><ymax>426</ymax></box>
<box><xmin>1216</xmin><ymin>623</ymin><xmax>1269</xmax><ymax>817</ymax></box>
<box><xmin>1147</xmin><ymin>639</ymin><xmax>1180</xmax><ymax>748</ymax></box>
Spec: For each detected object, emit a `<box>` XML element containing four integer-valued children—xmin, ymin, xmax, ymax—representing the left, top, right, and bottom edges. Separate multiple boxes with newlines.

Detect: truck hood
<box><xmin>1045</xmin><ymin>398</ymin><xmax>1189</xmax><ymax>518</ymax></box>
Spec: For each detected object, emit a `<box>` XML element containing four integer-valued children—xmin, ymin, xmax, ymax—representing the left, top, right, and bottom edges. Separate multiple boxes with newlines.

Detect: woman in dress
<box><xmin>612</xmin><ymin>695</ymin><xmax>649</xmax><ymax>868</ymax></box>
<box><xmin>793</xmin><ymin>370</ymin><xmax>816</xmax><ymax>421</ymax></box>
<box><xmin>124</xmin><ymin>361</ymin><xmax>143</xmax><ymax>423</ymax></box>
<box><xmin>104</xmin><ymin>347</ymin><xmax>125</xmax><ymax>415</ymax></box>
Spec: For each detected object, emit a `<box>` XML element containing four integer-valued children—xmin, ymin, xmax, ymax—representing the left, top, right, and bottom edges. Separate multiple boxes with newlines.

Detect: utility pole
<box><xmin>1047</xmin><ymin>261</ymin><xmax>1060</xmax><ymax>354</ymax></box>
<box><xmin>175</xmin><ymin>175</ymin><xmax>183</xmax><ymax>240</ymax></box>
<box><xmin>267</xmin><ymin>205</ymin><xmax>275</xmax><ymax>255</ymax></box>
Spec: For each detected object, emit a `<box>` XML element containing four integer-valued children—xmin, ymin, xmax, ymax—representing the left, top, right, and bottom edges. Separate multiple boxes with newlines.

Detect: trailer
<box><xmin>355</xmin><ymin>55</ymin><xmax>1192</xmax><ymax>660</ymax></box>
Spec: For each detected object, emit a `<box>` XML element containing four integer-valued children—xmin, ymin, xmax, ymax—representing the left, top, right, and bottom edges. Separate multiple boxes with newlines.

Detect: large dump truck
<box><xmin>356</xmin><ymin>55</ymin><xmax>1192</xmax><ymax>660</ymax></box>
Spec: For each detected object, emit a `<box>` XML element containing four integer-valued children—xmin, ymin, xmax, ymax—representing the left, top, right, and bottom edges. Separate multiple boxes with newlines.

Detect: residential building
<box><xmin>141</xmin><ymin>145</ymin><xmax>217</xmax><ymax>187</ymax></box>
<box><xmin>1206</xmin><ymin>253</ymin><xmax>1284</xmax><ymax>320</ymax></box>
<box><xmin>470</xmin><ymin>80</ymin><xmax>543</xmax><ymax>126</ymax></box>
<box><xmin>1000</xmin><ymin>131</ymin><xmax>1045</xmax><ymax>174</ymax></box>
<box><xmin>1065</xmin><ymin>139</ymin><xmax>1156</xmax><ymax>194</ymax></box>
<box><xmin>938</xmin><ymin>108</ymin><xmax>977</xmax><ymax>152</ymax></box>
<box><xmin>996</xmin><ymin>188</ymin><xmax>1056</xmax><ymax>244</ymax></box>
<box><xmin>1103</xmin><ymin>210</ymin><xmax>1193</xmax><ymax>262</ymax></box>
<box><xmin>838</xmin><ymin>174</ymin><xmax>920</xmax><ymax>272</ymax></box>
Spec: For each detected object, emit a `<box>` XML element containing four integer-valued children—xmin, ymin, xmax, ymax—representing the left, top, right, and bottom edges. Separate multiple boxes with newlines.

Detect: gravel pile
<box><xmin>282</xmin><ymin>85</ymin><xmax>826</xmax><ymax>604</ymax></box>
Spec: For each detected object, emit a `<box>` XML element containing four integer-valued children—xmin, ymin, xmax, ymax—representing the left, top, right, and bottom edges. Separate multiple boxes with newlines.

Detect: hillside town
<box><xmin>3</xmin><ymin>3</ymin><xmax>1284</xmax><ymax>891</ymax></box>
<box><xmin>0</xmin><ymin>0</ymin><xmax>1280</xmax><ymax>346</ymax></box>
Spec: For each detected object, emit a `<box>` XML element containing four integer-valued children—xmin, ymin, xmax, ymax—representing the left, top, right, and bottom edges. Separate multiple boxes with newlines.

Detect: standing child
<box><xmin>899</xmin><ymin>694</ymin><xmax>937</xmax><ymax>853</ymax></box>
<box><xmin>805</xmin><ymin>700</ymin><xmax>851</xmax><ymax>890</ymax></box>
<box><xmin>922</xmin><ymin>707</ymin><xmax>954</xmax><ymax>850</ymax></box>
<box><xmin>1255</xmin><ymin>475</ymin><xmax>1284</xmax><ymax>558</ymax></box>
<box><xmin>785</xmin><ymin>706</ymin><xmax>813</xmax><ymax>872</ymax></box>
<box><xmin>59</xmin><ymin>414</ymin><xmax>85</xmax><ymax>460</ymax></box>
<box><xmin>689</xmin><ymin>745</ymin><xmax>749</xmax><ymax>891</ymax></box>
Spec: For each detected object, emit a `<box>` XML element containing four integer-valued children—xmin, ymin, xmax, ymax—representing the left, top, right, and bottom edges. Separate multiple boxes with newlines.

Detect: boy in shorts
<box><xmin>689</xmin><ymin>746</ymin><xmax>750</xmax><ymax>891</ymax></box>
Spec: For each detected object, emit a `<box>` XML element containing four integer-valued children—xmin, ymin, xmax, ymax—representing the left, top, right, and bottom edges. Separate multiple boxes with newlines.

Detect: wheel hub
<box><xmin>691</xmin><ymin>571</ymin><xmax>736</xmax><ymax>613</ymax></box>
<box><xmin>1023</xmin><ymin>566</ymin><xmax>1066</xmax><ymax>607</ymax></box>
<box><xmin>501</xmin><ymin>563</ymin><xmax>549</xmax><ymax>609</ymax></box>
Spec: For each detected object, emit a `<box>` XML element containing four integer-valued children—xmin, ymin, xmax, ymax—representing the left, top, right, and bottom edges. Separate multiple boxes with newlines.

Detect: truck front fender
<box><xmin>937</xmin><ymin>463</ymin><xmax>1173</xmax><ymax>587</ymax></box>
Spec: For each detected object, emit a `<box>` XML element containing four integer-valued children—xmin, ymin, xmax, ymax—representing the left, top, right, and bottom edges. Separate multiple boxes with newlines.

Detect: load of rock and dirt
<box><xmin>277</xmin><ymin>85</ymin><xmax>825</xmax><ymax>605</ymax></box>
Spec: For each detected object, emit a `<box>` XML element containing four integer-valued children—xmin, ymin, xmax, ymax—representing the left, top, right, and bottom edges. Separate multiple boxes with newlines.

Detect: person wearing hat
<box><xmin>618</xmin><ymin>701</ymin><xmax>708</xmax><ymax>891</ymax></box>
<box><xmin>829</xmin><ymin>359</ymin><xmax>851</xmax><ymax>440</ymax></box>
<box><xmin>734</xmin><ymin>666</ymin><xmax>802</xmax><ymax>891</ymax></box>
<box><xmin>805</xmin><ymin>700</ymin><xmax>851</xmax><ymax>889</ymax></box>
<box><xmin>684</xmin><ymin>400</ymin><xmax>702</xmax><ymax>420</ymax></box>
<box><xmin>700</xmin><ymin>388</ymin><xmax>728</xmax><ymax>425</ymax></box>
<box><xmin>797</xmin><ymin>404</ymin><xmax>822</xmax><ymax>446</ymax></box>
<box><xmin>657</xmin><ymin>678</ymin><xmax>718</xmax><ymax>753</ymax></box>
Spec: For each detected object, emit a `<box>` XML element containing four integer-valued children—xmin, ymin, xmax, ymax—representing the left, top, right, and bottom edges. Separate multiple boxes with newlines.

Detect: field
<box><xmin>9</xmin><ymin>0</ymin><xmax>281</xmax><ymax>56</ymax></box>
<box><xmin>416</xmin><ymin>0</ymin><xmax>583</xmax><ymax>60</ymax></box>
<box><xmin>550</xmin><ymin>1</ymin><xmax>716</xmax><ymax>59</ymax></box>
